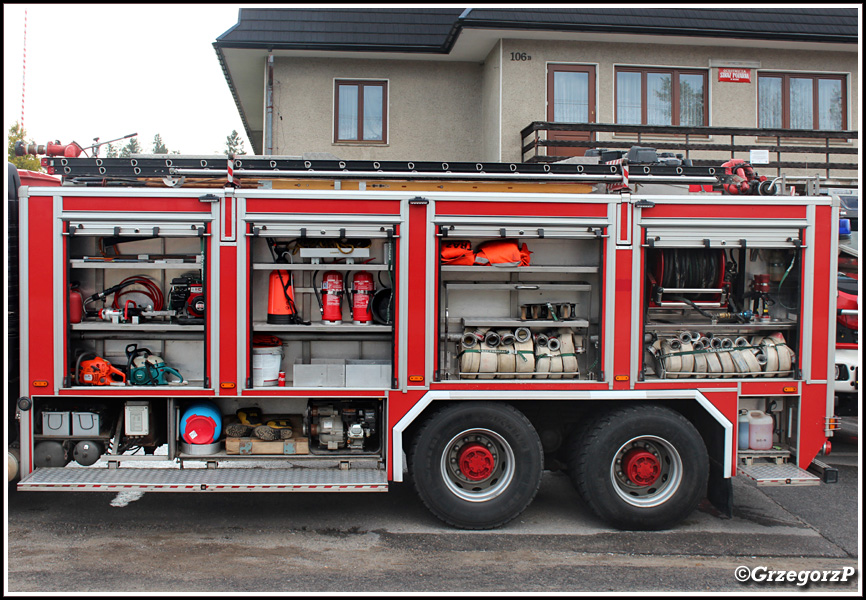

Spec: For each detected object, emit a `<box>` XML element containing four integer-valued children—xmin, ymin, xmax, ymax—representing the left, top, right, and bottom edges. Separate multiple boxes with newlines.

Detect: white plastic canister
<box><xmin>737</xmin><ymin>410</ymin><xmax>750</xmax><ymax>450</ymax></box>
<box><xmin>252</xmin><ymin>346</ymin><xmax>283</xmax><ymax>387</ymax></box>
<box><xmin>748</xmin><ymin>411</ymin><xmax>774</xmax><ymax>450</ymax></box>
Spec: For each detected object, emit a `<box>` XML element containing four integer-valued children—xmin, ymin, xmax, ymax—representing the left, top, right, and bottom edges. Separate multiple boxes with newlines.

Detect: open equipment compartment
<box><xmin>640</xmin><ymin>215</ymin><xmax>803</xmax><ymax>381</ymax></box>
<box><xmin>436</xmin><ymin>221</ymin><xmax>605</xmax><ymax>381</ymax></box>
<box><xmin>246</xmin><ymin>215</ymin><xmax>399</xmax><ymax>389</ymax></box>
<box><xmin>65</xmin><ymin>217</ymin><xmax>210</xmax><ymax>390</ymax></box>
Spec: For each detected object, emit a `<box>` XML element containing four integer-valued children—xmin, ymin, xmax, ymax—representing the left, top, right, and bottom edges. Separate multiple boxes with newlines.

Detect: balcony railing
<box><xmin>520</xmin><ymin>122</ymin><xmax>858</xmax><ymax>180</ymax></box>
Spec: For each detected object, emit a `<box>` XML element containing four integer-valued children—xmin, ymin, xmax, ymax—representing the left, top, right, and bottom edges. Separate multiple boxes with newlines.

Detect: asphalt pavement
<box><xmin>4</xmin><ymin>417</ymin><xmax>860</xmax><ymax>594</ymax></box>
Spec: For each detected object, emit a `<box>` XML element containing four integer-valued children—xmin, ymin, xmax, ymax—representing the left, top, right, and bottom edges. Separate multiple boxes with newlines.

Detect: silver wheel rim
<box><xmin>610</xmin><ymin>435</ymin><xmax>683</xmax><ymax>508</ymax></box>
<box><xmin>440</xmin><ymin>428</ymin><xmax>515</xmax><ymax>502</ymax></box>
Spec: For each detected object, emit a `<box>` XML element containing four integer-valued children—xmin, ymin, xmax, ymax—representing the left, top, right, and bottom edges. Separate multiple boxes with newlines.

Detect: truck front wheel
<box><xmin>409</xmin><ymin>402</ymin><xmax>543</xmax><ymax>529</ymax></box>
<box><xmin>568</xmin><ymin>405</ymin><xmax>708</xmax><ymax>530</ymax></box>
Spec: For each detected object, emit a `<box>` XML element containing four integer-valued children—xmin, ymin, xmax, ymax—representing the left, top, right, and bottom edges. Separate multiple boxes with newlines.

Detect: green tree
<box><xmin>152</xmin><ymin>133</ymin><xmax>168</xmax><ymax>154</ymax></box>
<box><xmin>119</xmin><ymin>136</ymin><xmax>141</xmax><ymax>158</ymax></box>
<box><xmin>104</xmin><ymin>142</ymin><xmax>120</xmax><ymax>158</ymax></box>
<box><xmin>223</xmin><ymin>130</ymin><xmax>247</xmax><ymax>156</ymax></box>
<box><xmin>7</xmin><ymin>122</ymin><xmax>42</xmax><ymax>171</ymax></box>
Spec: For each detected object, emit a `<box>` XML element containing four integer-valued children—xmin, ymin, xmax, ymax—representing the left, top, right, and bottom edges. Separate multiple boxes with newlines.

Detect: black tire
<box><xmin>567</xmin><ymin>404</ymin><xmax>708</xmax><ymax>531</ymax></box>
<box><xmin>408</xmin><ymin>402</ymin><xmax>544</xmax><ymax>530</ymax></box>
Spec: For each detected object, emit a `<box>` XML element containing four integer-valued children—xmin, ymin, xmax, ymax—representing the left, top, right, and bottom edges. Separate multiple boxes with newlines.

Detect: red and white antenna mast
<box><xmin>21</xmin><ymin>8</ymin><xmax>27</xmax><ymax>128</ymax></box>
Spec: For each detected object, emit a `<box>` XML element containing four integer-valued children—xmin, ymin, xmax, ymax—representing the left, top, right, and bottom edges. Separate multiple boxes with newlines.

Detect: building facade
<box><xmin>214</xmin><ymin>8</ymin><xmax>858</xmax><ymax>173</ymax></box>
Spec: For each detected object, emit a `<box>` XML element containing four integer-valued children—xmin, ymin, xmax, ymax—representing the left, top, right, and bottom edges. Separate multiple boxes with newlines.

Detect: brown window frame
<box><xmin>757</xmin><ymin>72</ymin><xmax>848</xmax><ymax>131</ymax></box>
<box><xmin>614</xmin><ymin>66</ymin><xmax>709</xmax><ymax>126</ymax></box>
<box><xmin>334</xmin><ymin>80</ymin><xmax>388</xmax><ymax>144</ymax></box>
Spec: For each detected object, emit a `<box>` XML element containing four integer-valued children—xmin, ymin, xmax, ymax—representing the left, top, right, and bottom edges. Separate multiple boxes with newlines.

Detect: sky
<box><xmin>4</xmin><ymin>4</ymin><xmax>251</xmax><ymax>156</ymax></box>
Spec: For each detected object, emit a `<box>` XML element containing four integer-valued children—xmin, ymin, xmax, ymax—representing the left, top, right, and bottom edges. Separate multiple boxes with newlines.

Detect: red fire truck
<box><xmin>8</xmin><ymin>152</ymin><xmax>842</xmax><ymax>531</ymax></box>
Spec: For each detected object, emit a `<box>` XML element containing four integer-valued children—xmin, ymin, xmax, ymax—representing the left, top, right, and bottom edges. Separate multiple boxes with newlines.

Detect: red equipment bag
<box><xmin>440</xmin><ymin>240</ymin><xmax>475</xmax><ymax>265</ymax></box>
<box><xmin>474</xmin><ymin>239</ymin><xmax>527</xmax><ymax>267</ymax></box>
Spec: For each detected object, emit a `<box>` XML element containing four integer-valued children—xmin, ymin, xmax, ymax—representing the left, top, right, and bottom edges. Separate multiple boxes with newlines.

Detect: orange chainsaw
<box><xmin>76</xmin><ymin>353</ymin><xmax>127</xmax><ymax>385</ymax></box>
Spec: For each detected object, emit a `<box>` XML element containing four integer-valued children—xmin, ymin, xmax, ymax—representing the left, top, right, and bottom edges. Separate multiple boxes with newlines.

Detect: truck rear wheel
<box><xmin>567</xmin><ymin>405</ymin><xmax>708</xmax><ymax>530</ymax></box>
<box><xmin>409</xmin><ymin>402</ymin><xmax>543</xmax><ymax>529</ymax></box>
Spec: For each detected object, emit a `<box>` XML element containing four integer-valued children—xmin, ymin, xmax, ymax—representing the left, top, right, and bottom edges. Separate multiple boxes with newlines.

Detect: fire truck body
<box><xmin>11</xmin><ymin>157</ymin><xmax>841</xmax><ymax>531</ymax></box>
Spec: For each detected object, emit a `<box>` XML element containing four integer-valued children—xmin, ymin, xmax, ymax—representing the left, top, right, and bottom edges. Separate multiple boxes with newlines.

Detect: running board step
<box><xmin>737</xmin><ymin>462</ymin><xmax>820</xmax><ymax>486</ymax></box>
<box><xmin>18</xmin><ymin>467</ymin><xmax>388</xmax><ymax>492</ymax></box>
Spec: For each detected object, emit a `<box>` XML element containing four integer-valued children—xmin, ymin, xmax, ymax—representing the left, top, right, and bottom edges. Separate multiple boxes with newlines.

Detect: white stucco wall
<box><xmin>480</xmin><ymin>41</ymin><xmax>503</xmax><ymax>162</ymax></box>
<box><xmin>271</xmin><ymin>57</ymin><xmax>483</xmax><ymax>161</ymax></box>
<box><xmin>268</xmin><ymin>40</ymin><xmax>856</xmax><ymax>168</ymax></box>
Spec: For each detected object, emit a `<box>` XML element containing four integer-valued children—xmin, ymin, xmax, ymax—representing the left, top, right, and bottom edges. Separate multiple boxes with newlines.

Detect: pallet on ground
<box><xmin>225</xmin><ymin>436</ymin><xmax>310</xmax><ymax>455</ymax></box>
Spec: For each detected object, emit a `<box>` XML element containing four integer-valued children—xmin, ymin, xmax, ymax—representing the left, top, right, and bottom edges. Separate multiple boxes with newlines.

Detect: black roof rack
<box><xmin>43</xmin><ymin>156</ymin><xmax>720</xmax><ymax>187</ymax></box>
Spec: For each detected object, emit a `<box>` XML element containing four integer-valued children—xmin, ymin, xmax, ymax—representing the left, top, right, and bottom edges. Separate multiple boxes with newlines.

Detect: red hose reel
<box><xmin>720</xmin><ymin>159</ymin><xmax>777</xmax><ymax>196</ymax></box>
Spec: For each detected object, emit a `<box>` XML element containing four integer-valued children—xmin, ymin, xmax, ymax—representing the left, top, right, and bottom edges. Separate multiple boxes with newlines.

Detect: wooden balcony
<box><xmin>520</xmin><ymin>122</ymin><xmax>858</xmax><ymax>182</ymax></box>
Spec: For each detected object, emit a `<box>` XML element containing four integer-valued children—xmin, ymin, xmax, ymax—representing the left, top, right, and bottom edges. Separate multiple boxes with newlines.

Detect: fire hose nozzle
<box><xmin>15</xmin><ymin>140</ymin><xmax>83</xmax><ymax>158</ymax></box>
<box><xmin>461</xmin><ymin>332</ymin><xmax>479</xmax><ymax>349</ymax></box>
<box><xmin>484</xmin><ymin>331</ymin><xmax>501</xmax><ymax>348</ymax></box>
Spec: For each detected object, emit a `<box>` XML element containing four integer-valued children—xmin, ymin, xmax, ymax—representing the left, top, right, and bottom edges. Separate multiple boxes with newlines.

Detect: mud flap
<box><xmin>707</xmin><ymin>458</ymin><xmax>733</xmax><ymax>518</ymax></box>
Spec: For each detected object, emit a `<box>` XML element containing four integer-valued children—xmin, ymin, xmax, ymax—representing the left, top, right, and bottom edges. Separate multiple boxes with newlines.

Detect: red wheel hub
<box><xmin>622</xmin><ymin>448</ymin><xmax>661</xmax><ymax>486</ymax></box>
<box><xmin>458</xmin><ymin>443</ymin><xmax>495</xmax><ymax>481</ymax></box>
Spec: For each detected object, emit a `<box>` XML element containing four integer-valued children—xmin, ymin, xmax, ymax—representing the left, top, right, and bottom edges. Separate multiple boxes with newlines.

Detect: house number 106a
<box><xmin>510</xmin><ymin>52</ymin><xmax>531</xmax><ymax>61</ymax></box>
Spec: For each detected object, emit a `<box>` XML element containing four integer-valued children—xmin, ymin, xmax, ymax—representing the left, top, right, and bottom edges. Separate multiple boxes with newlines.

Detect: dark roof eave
<box><xmin>213</xmin><ymin>44</ymin><xmax>257</xmax><ymax>153</ymax></box>
<box><xmin>459</xmin><ymin>19</ymin><xmax>858</xmax><ymax>45</ymax></box>
<box><xmin>213</xmin><ymin>41</ymin><xmax>453</xmax><ymax>54</ymax></box>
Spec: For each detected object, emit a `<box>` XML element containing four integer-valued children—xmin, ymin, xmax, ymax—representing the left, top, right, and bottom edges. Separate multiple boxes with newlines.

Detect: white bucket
<box><xmin>253</xmin><ymin>346</ymin><xmax>283</xmax><ymax>387</ymax></box>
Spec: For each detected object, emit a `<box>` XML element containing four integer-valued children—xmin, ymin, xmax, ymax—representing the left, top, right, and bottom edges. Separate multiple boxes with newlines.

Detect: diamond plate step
<box><xmin>737</xmin><ymin>462</ymin><xmax>820</xmax><ymax>486</ymax></box>
<box><xmin>18</xmin><ymin>467</ymin><xmax>388</xmax><ymax>492</ymax></box>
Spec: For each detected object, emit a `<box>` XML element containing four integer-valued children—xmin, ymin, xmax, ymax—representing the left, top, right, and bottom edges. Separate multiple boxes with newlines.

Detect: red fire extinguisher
<box><xmin>350</xmin><ymin>271</ymin><xmax>374</xmax><ymax>324</ymax></box>
<box><xmin>321</xmin><ymin>271</ymin><xmax>344</xmax><ymax>324</ymax></box>
<box><xmin>69</xmin><ymin>282</ymin><xmax>84</xmax><ymax>324</ymax></box>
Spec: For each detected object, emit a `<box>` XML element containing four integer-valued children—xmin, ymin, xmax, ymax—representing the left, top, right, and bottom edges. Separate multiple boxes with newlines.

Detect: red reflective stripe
<box><xmin>224</xmin><ymin>195</ymin><xmax>234</xmax><ymax>239</ymax></box>
<box><xmin>620</xmin><ymin>202</ymin><xmax>630</xmax><ymax>243</ymax></box>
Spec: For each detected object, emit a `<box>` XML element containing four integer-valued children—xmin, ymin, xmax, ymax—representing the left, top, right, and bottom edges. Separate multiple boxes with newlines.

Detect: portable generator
<box><xmin>169</xmin><ymin>274</ymin><xmax>205</xmax><ymax>323</ymax></box>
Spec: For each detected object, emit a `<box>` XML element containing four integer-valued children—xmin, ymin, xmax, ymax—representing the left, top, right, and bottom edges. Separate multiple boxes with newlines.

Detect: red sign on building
<box><xmin>718</xmin><ymin>68</ymin><xmax>751</xmax><ymax>83</ymax></box>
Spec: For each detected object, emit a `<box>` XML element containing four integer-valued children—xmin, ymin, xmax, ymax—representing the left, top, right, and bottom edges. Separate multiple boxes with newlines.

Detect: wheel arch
<box><xmin>393</xmin><ymin>390</ymin><xmax>732</xmax><ymax>484</ymax></box>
